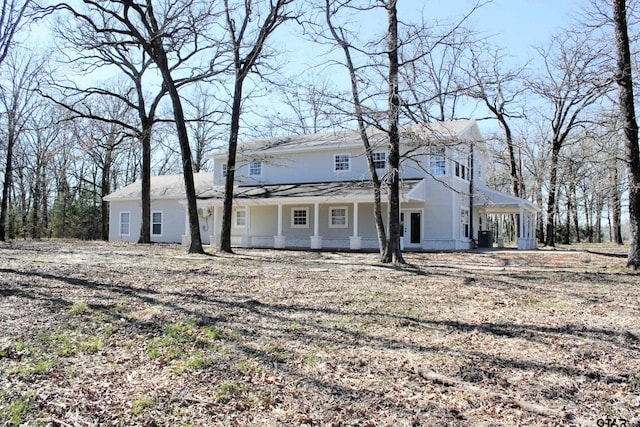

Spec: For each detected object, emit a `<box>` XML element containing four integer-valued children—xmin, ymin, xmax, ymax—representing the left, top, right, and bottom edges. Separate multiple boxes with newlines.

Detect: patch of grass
<box><xmin>11</xmin><ymin>359</ymin><xmax>54</xmax><ymax>377</ymax></box>
<box><xmin>69</xmin><ymin>301</ymin><xmax>89</xmax><ymax>315</ymax></box>
<box><xmin>0</xmin><ymin>390</ymin><xmax>38</xmax><ymax>426</ymax></box>
<box><xmin>266</xmin><ymin>343</ymin><xmax>292</xmax><ymax>363</ymax></box>
<box><xmin>147</xmin><ymin>335</ymin><xmax>182</xmax><ymax>360</ymax></box>
<box><xmin>236</xmin><ymin>360</ymin><xmax>261</xmax><ymax>375</ymax></box>
<box><xmin>131</xmin><ymin>396</ymin><xmax>156</xmax><ymax>415</ymax></box>
<box><xmin>201</xmin><ymin>325</ymin><xmax>223</xmax><ymax>340</ymax></box>
<box><xmin>114</xmin><ymin>300</ymin><xmax>128</xmax><ymax>313</ymax></box>
<box><xmin>174</xmin><ymin>351</ymin><xmax>213</xmax><ymax>374</ymax></box>
<box><xmin>216</xmin><ymin>380</ymin><xmax>244</xmax><ymax>402</ymax></box>
<box><xmin>303</xmin><ymin>354</ymin><xmax>322</xmax><ymax>365</ymax></box>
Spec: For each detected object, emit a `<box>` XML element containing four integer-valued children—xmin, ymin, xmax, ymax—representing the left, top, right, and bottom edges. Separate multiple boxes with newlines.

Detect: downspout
<box><xmin>470</xmin><ymin>141</ymin><xmax>477</xmax><ymax>249</ymax></box>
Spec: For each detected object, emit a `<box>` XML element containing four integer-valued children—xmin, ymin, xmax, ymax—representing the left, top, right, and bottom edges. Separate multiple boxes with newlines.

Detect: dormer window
<box><xmin>249</xmin><ymin>161</ymin><xmax>262</xmax><ymax>177</ymax></box>
<box><xmin>334</xmin><ymin>154</ymin><xmax>350</xmax><ymax>172</ymax></box>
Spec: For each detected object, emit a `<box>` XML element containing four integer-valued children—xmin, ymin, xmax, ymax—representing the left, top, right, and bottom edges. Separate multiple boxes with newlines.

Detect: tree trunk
<box><xmin>154</xmin><ymin>46</ymin><xmax>203</xmax><ymax>254</ymax></box>
<box><xmin>0</xmin><ymin>120</ymin><xmax>16</xmax><ymax>241</ymax></box>
<box><xmin>138</xmin><ymin>125</ymin><xmax>152</xmax><ymax>243</ymax></box>
<box><xmin>611</xmin><ymin>163</ymin><xmax>623</xmax><ymax>244</ymax></box>
<box><xmin>563</xmin><ymin>188</ymin><xmax>571</xmax><ymax>245</ymax></box>
<box><xmin>613</xmin><ymin>0</ymin><xmax>640</xmax><ymax>269</ymax></box>
<box><xmin>572</xmin><ymin>184</ymin><xmax>580</xmax><ymax>243</ymax></box>
<box><xmin>101</xmin><ymin>145</ymin><xmax>112</xmax><ymax>241</ymax></box>
<box><xmin>324</xmin><ymin>0</ymin><xmax>387</xmax><ymax>255</ymax></box>
<box><xmin>381</xmin><ymin>0</ymin><xmax>404</xmax><ymax>264</ymax></box>
<box><xmin>545</xmin><ymin>145</ymin><xmax>560</xmax><ymax>246</ymax></box>
<box><xmin>220</xmin><ymin>79</ymin><xmax>243</xmax><ymax>253</ymax></box>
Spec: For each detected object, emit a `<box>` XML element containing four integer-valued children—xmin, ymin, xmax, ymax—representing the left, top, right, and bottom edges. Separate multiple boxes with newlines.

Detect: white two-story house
<box><xmin>104</xmin><ymin>119</ymin><xmax>538</xmax><ymax>250</ymax></box>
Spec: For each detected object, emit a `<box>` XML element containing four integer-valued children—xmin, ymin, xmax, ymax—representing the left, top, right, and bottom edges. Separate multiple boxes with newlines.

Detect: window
<box><xmin>454</xmin><ymin>157</ymin><xmax>469</xmax><ymax>181</ymax></box>
<box><xmin>221</xmin><ymin>163</ymin><xmax>227</xmax><ymax>178</ymax></box>
<box><xmin>291</xmin><ymin>208</ymin><xmax>309</xmax><ymax>228</ymax></box>
<box><xmin>119</xmin><ymin>212</ymin><xmax>130</xmax><ymax>236</ymax></box>
<box><xmin>429</xmin><ymin>147</ymin><xmax>446</xmax><ymax>176</ymax></box>
<box><xmin>334</xmin><ymin>154</ymin><xmax>350</xmax><ymax>172</ymax></box>
<box><xmin>461</xmin><ymin>208</ymin><xmax>470</xmax><ymax>239</ymax></box>
<box><xmin>249</xmin><ymin>161</ymin><xmax>262</xmax><ymax>176</ymax></box>
<box><xmin>329</xmin><ymin>207</ymin><xmax>348</xmax><ymax>228</ymax></box>
<box><xmin>234</xmin><ymin>208</ymin><xmax>246</xmax><ymax>227</ymax></box>
<box><xmin>151</xmin><ymin>212</ymin><xmax>162</xmax><ymax>236</ymax></box>
<box><xmin>372</xmin><ymin>152</ymin><xmax>386</xmax><ymax>169</ymax></box>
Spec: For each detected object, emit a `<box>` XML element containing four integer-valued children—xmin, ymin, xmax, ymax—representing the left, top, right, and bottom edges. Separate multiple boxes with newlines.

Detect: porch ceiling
<box><xmin>197</xmin><ymin>179</ymin><xmax>425</xmax><ymax>204</ymax></box>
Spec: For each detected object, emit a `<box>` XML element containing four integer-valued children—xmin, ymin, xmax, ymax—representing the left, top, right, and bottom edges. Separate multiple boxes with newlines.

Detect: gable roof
<box><xmin>210</xmin><ymin>119</ymin><xmax>479</xmax><ymax>158</ymax></box>
<box><xmin>103</xmin><ymin>173</ymin><xmax>215</xmax><ymax>202</ymax></box>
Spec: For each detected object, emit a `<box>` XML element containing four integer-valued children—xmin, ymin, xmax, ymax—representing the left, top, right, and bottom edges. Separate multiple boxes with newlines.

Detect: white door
<box><xmin>401</xmin><ymin>211</ymin><xmax>422</xmax><ymax>249</ymax></box>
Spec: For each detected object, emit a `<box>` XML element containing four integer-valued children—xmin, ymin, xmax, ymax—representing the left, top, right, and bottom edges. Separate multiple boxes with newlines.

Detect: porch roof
<box><xmin>198</xmin><ymin>179</ymin><xmax>425</xmax><ymax>204</ymax></box>
<box><xmin>473</xmin><ymin>187</ymin><xmax>538</xmax><ymax>214</ymax></box>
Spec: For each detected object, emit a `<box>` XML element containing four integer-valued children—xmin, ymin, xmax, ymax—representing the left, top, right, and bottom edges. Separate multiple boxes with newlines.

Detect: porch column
<box><xmin>310</xmin><ymin>202</ymin><xmax>322</xmax><ymax>249</ymax></box>
<box><xmin>517</xmin><ymin>206</ymin><xmax>525</xmax><ymax>250</ymax></box>
<box><xmin>350</xmin><ymin>201</ymin><xmax>361</xmax><ymax>250</ymax></box>
<box><xmin>210</xmin><ymin>205</ymin><xmax>220</xmax><ymax>248</ymax></box>
<box><xmin>274</xmin><ymin>203</ymin><xmax>286</xmax><ymax>248</ymax></box>
<box><xmin>181</xmin><ymin>205</ymin><xmax>190</xmax><ymax>247</ymax></box>
<box><xmin>242</xmin><ymin>206</ymin><xmax>250</xmax><ymax>248</ymax></box>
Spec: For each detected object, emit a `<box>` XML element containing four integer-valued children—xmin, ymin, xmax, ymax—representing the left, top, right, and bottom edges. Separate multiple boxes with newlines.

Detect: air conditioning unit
<box><xmin>197</xmin><ymin>207</ymin><xmax>212</xmax><ymax>218</ymax></box>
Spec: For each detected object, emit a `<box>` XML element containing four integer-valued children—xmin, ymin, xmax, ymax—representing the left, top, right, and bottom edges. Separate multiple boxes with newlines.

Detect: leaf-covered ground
<box><xmin>0</xmin><ymin>240</ymin><xmax>639</xmax><ymax>426</ymax></box>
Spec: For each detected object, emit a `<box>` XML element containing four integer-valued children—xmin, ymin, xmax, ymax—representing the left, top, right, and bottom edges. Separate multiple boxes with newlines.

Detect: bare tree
<box><xmin>612</xmin><ymin>0</ymin><xmax>640</xmax><ymax>269</ymax></box>
<box><xmin>322</xmin><ymin>0</ymin><xmax>388</xmax><ymax>256</ymax></box>
<box><xmin>219</xmin><ymin>0</ymin><xmax>296</xmax><ymax>253</ymax></box>
<box><xmin>0</xmin><ymin>51</ymin><xmax>42</xmax><ymax>241</ymax></box>
<box><xmin>529</xmin><ymin>31</ymin><xmax>611</xmax><ymax>247</ymax></box>
<box><xmin>466</xmin><ymin>46</ymin><xmax>527</xmax><ymax>198</ymax></box>
<box><xmin>52</xmin><ymin>0</ymin><xmax>224</xmax><ymax>253</ymax></box>
<box><xmin>0</xmin><ymin>0</ymin><xmax>30</xmax><ymax>66</ymax></box>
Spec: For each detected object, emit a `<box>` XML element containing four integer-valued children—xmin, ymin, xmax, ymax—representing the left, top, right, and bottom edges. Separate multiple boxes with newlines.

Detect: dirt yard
<box><xmin>0</xmin><ymin>240</ymin><xmax>638</xmax><ymax>426</ymax></box>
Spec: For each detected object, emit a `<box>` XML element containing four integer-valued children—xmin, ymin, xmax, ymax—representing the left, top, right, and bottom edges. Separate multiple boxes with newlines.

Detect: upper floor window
<box><xmin>119</xmin><ymin>212</ymin><xmax>130</xmax><ymax>236</ymax></box>
<box><xmin>372</xmin><ymin>152</ymin><xmax>386</xmax><ymax>169</ymax></box>
<box><xmin>249</xmin><ymin>161</ymin><xmax>262</xmax><ymax>176</ymax></box>
<box><xmin>334</xmin><ymin>154</ymin><xmax>350</xmax><ymax>172</ymax></box>
<box><xmin>454</xmin><ymin>157</ymin><xmax>469</xmax><ymax>181</ymax></box>
<box><xmin>151</xmin><ymin>212</ymin><xmax>163</xmax><ymax>236</ymax></box>
<box><xmin>429</xmin><ymin>147</ymin><xmax>446</xmax><ymax>176</ymax></box>
<box><xmin>291</xmin><ymin>208</ymin><xmax>309</xmax><ymax>228</ymax></box>
<box><xmin>221</xmin><ymin>163</ymin><xmax>227</xmax><ymax>178</ymax></box>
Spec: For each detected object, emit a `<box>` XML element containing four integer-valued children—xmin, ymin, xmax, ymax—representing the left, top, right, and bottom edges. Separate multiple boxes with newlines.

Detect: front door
<box><xmin>401</xmin><ymin>211</ymin><xmax>422</xmax><ymax>249</ymax></box>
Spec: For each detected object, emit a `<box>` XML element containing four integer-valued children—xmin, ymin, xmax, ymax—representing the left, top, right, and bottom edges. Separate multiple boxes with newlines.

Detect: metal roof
<box><xmin>198</xmin><ymin>179</ymin><xmax>425</xmax><ymax>204</ymax></box>
<box><xmin>210</xmin><ymin>120</ymin><xmax>478</xmax><ymax>158</ymax></box>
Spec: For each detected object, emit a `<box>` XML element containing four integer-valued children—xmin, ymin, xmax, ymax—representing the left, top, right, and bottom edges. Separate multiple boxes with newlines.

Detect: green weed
<box><xmin>69</xmin><ymin>301</ymin><xmax>89</xmax><ymax>315</ymax></box>
<box><xmin>131</xmin><ymin>396</ymin><xmax>156</xmax><ymax>415</ymax></box>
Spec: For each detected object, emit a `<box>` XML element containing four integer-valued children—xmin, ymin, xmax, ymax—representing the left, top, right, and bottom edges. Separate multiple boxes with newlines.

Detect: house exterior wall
<box><xmin>106</xmin><ymin>121</ymin><xmax>528</xmax><ymax>251</ymax></box>
<box><xmin>108</xmin><ymin>199</ymin><xmax>211</xmax><ymax>245</ymax></box>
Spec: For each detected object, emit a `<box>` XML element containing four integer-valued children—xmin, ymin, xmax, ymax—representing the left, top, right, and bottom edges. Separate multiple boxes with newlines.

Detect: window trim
<box><xmin>151</xmin><ymin>211</ymin><xmax>163</xmax><ymax>236</ymax></box>
<box><xmin>334</xmin><ymin>154</ymin><xmax>350</xmax><ymax>172</ymax></box>
<box><xmin>234</xmin><ymin>208</ymin><xmax>246</xmax><ymax>228</ymax></box>
<box><xmin>460</xmin><ymin>207</ymin><xmax>470</xmax><ymax>239</ymax></box>
<box><xmin>249</xmin><ymin>160</ymin><xmax>262</xmax><ymax>177</ymax></box>
<box><xmin>329</xmin><ymin>206</ymin><xmax>348</xmax><ymax>228</ymax></box>
<box><xmin>291</xmin><ymin>207</ymin><xmax>309</xmax><ymax>228</ymax></box>
<box><xmin>119</xmin><ymin>211</ymin><xmax>131</xmax><ymax>236</ymax></box>
<box><xmin>372</xmin><ymin>151</ymin><xmax>386</xmax><ymax>169</ymax></box>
